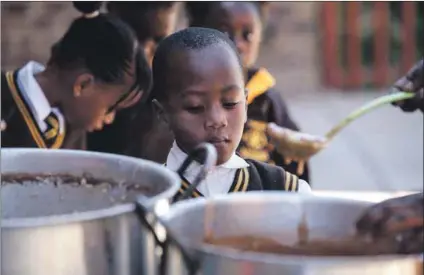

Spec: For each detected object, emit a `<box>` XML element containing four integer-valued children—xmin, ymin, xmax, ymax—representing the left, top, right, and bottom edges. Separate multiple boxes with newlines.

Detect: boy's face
<box><xmin>205</xmin><ymin>2</ymin><xmax>262</xmax><ymax>69</ymax></box>
<box><xmin>139</xmin><ymin>8</ymin><xmax>178</xmax><ymax>66</ymax></box>
<box><xmin>161</xmin><ymin>46</ymin><xmax>247</xmax><ymax>165</ymax></box>
<box><xmin>110</xmin><ymin>5</ymin><xmax>178</xmax><ymax>67</ymax></box>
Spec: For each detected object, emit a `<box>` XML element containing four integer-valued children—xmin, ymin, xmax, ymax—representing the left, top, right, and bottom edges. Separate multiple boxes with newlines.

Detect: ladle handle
<box><xmin>175</xmin><ymin>143</ymin><xmax>217</xmax><ymax>201</ymax></box>
<box><xmin>325</xmin><ymin>92</ymin><xmax>415</xmax><ymax>140</ymax></box>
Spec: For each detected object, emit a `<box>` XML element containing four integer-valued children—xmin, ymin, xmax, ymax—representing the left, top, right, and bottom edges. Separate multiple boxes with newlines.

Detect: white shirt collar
<box><xmin>166</xmin><ymin>141</ymin><xmax>249</xmax><ymax>197</ymax></box>
<box><xmin>166</xmin><ymin>141</ymin><xmax>249</xmax><ymax>172</ymax></box>
<box><xmin>17</xmin><ymin>61</ymin><xmax>52</xmax><ymax>132</ymax></box>
<box><xmin>17</xmin><ymin>61</ymin><xmax>51</xmax><ymax>120</ymax></box>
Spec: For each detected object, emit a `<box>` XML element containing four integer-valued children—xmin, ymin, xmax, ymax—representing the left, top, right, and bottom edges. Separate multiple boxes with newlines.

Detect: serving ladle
<box><xmin>267</xmin><ymin>92</ymin><xmax>415</xmax><ymax>175</ymax></box>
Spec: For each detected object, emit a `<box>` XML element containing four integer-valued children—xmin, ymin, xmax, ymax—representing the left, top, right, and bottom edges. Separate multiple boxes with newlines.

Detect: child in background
<box><xmin>107</xmin><ymin>2</ymin><xmax>178</xmax><ymax>66</ymax></box>
<box><xmin>185</xmin><ymin>2</ymin><xmax>311</xmax><ymax>182</ymax></box>
<box><xmin>1</xmin><ymin>1</ymin><xmax>150</xmax><ymax>149</ymax></box>
<box><xmin>151</xmin><ymin>27</ymin><xmax>311</xmax><ymax>199</ymax></box>
<box><xmin>86</xmin><ymin>2</ymin><xmax>177</xmax><ymax>159</ymax></box>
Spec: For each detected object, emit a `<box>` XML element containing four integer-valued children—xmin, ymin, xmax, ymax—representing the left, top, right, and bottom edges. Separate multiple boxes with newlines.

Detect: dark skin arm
<box><xmin>392</xmin><ymin>59</ymin><xmax>424</xmax><ymax>113</ymax></box>
<box><xmin>355</xmin><ymin>193</ymin><xmax>423</xmax><ymax>254</ymax></box>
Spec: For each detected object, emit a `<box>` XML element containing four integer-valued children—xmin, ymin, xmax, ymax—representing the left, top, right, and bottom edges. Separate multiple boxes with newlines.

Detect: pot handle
<box><xmin>174</xmin><ymin>143</ymin><xmax>217</xmax><ymax>201</ymax></box>
<box><xmin>134</xmin><ymin>143</ymin><xmax>217</xmax><ymax>275</ymax></box>
<box><xmin>134</xmin><ymin>200</ymin><xmax>201</xmax><ymax>275</ymax></box>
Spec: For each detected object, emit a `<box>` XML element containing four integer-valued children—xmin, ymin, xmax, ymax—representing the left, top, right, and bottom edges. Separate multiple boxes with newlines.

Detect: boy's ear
<box><xmin>152</xmin><ymin>99</ymin><xmax>169</xmax><ymax>124</ymax></box>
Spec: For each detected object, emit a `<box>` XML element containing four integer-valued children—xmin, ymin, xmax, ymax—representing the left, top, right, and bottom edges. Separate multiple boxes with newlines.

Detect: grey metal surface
<box><xmin>159</xmin><ymin>192</ymin><xmax>421</xmax><ymax>275</ymax></box>
<box><xmin>1</xmin><ymin>148</ymin><xmax>181</xmax><ymax>275</ymax></box>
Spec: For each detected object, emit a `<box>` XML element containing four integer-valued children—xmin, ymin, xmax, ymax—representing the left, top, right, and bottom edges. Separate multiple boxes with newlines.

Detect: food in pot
<box><xmin>1</xmin><ymin>174</ymin><xmax>153</xmax><ymax>219</ymax></box>
<box><xmin>203</xmin><ymin>235</ymin><xmax>403</xmax><ymax>256</ymax></box>
<box><xmin>204</xmin><ymin>195</ymin><xmax>424</xmax><ymax>256</ymax></box>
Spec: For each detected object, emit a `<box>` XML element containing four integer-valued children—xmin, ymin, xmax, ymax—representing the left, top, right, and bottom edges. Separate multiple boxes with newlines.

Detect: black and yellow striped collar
<box><xmin>171</xmin><ymin>167</ymin><xmax>250</xmax><ymax>199</ymax></box>
<box><xmin>5</xmin><ymin>70</ymin><xmax>65</xmax><ymax>149</ymax></box>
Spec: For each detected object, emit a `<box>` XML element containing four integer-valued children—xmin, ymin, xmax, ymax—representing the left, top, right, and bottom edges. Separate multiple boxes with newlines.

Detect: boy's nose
<box><xmin>205</xmin><ymin>109</ymin><xmax>228</xmax><ymax>129</ymax></box>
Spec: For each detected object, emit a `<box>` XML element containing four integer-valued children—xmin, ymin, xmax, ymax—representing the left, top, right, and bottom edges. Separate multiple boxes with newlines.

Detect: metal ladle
<box><xmin>267</xmin><ymin>92</ymin><xmax>415</xmax><ymax>175</ymax></box>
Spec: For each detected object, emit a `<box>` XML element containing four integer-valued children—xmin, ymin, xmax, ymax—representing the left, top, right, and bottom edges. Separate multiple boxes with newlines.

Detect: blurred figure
<box><xmin>86</xmin><ymin>2</ymin><xmax>178</xmax><ymax>158</ymax></box>
<box><xmin>185</xmin><ymin>2</ymin><xmax>310</xmax><ymax>182</ymax></box>
<box><xmin>1</xmin><ymin>1</ymin><xmax>150</xmax><ymax>149</ymax></box>
<box><xmin>107</xmin><ymin>2</ymin><xmax>178</xmax><ymax>66</ymax></box>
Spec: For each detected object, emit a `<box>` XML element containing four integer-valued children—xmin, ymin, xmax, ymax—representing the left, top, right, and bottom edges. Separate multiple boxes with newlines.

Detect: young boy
<box><xmin>1</xmin><ymin>2</ymin><xmax>151</xmax><ymax>149</ymax></box>
<box><xmin>151</xmin><ymin>27</ymin><xmax>311</xmax><ymax>198</ymax></box>
<box><xmin>86</xmin><ymin>2</ymin><xmax>177</xmax><ymax>158</ymax></box>
<box><xmin>185</xmin><ymin>2</ymin><xmax>310</xmax><ymax>182</ymax></box>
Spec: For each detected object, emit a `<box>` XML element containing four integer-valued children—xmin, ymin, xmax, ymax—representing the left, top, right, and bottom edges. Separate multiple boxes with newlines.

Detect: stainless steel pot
<box><xmin>1</xmin><ymin>145</ymin><xmax>217</xmax><ymax>275</ymax></box>
<box><xmin>157</xmin><ymin>192</ymin><xmax>422</xmax><ymax>275</ymax></box>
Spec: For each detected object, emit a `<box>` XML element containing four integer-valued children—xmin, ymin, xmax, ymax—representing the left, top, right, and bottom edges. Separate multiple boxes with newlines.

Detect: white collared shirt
<box><xmin>166</xmin><ymin>142</ymin><xmax>312</xmax><ymax>197</ymax></box>
<box><xmin>17</xmin><ymin>61</ymin><xmax>65</xmax><ymax>133</ymax></box>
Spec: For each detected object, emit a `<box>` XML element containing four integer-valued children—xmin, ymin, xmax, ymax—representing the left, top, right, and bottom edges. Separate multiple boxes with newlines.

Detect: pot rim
<box><xmin>162</xmin><ymin>192</ymin><xmax>422</xmax><ymax>264</ymax></box>
<box><xmin>1</xmin><ymin>148</ymin><xmax>181</xmax><ymax>228</ymax></box>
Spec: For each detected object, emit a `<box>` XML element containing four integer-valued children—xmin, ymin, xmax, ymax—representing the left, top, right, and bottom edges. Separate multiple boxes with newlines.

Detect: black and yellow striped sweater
<box><xmin>1</xmin><ymin>70</ymin><xmax>85</xmax><ymax>149</ymax></box>
<box><xmin>238</xmin><ymin>67</ymin><xmax>310</xmax><ymax>183</ymax></box>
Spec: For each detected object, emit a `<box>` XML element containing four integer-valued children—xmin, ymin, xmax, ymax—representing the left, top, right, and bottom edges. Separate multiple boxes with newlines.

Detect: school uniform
<box><xmin>237</xmin><ymin>67</ymin><xmax>311</xmax><ymax>182</ymax></box>
<box><xmin>86</xmin><ymin>102</ymin><xmax>174</xmax><ymax>162</ymax></box>
<box><xmin>166</xmin><ymin>142</ymin><xmax>311</xmax><ymax>200</ymax></box>
<box><xmin>1</xmin><ymin>61</ymin><xmax>85</xmax><ymax>149</ymax></box>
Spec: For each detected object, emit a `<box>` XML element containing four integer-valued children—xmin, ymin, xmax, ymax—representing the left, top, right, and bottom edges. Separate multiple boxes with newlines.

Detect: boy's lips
<box><xmin>208</xmin><ymin>137</ymin><xmax>230</xmax><ymax>146</ymax></box>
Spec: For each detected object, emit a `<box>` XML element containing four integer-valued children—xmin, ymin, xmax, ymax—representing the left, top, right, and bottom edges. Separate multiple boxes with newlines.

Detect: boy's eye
<box><xmin>242</xmin><ymin>30</ymin><xmax>253</xmax><ymax>42</ymax></box>
<box><xmin>223</xmin><ymin>102</ymin><xmax>239</xmax><ymax>109</ymax></box>
<box><xmin>185</xmin><ymin>105</ymin><xmax>205</xmax><ymax>113</ymax></box>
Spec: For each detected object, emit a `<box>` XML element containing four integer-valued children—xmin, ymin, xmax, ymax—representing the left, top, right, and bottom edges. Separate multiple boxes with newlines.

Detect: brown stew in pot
<box><xmin>1</xmin><ymin>174</ymin><xmax>153</xmax><ymax>219</ymax></box>
<box><xmin>203</xmin><ymin>235</ymin><xmax>402</xmax><ymax>256</ymax></box>
<box><xmin>203</xmin><ymin>212</ymin><xmax>423</xmax><ymax>256</ymax></box>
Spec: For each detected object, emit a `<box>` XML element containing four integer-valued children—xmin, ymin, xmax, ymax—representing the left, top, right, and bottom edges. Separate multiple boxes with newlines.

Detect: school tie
<box><xmin>42</xmin><ymin>111</ymin><xmax>65</xmax><ymax>148</ymax></box>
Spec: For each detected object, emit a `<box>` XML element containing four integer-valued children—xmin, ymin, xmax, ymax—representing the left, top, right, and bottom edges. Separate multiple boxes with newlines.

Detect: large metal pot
<box><xmin>157</xmin><ymin>192</ymin><xmax>422</xmax><ymax>275</ymax></box>
<box><xmin>1</xmin><ymin>146</ymin><xmax>216</xmax><ymax>275</ymax></box>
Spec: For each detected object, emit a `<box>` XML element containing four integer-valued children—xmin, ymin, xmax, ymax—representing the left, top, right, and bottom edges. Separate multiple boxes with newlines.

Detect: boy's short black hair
<box><xmin>107</xmin><ymin>1</ymin><xmax>177</xmax><ymax>43</ymax></box>
<box><xmin>185</xmin><ymin>2</ymin><xmax>265</xmax><ymax>27</ymax></box>
<box><xmin>151</xmin><ymin>27</ymin><xmax>242</xmax><ymax>101</ymax></box>
<box><xmin>48</xmin><ymin>1</ymin><xmax>152</xmax><ymax>96</ymax></box>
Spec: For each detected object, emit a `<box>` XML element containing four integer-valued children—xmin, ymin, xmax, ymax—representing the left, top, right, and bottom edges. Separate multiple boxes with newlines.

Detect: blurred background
<box><xmin>1</xmin><ymin>1</ymin><xmax>423</xmax><ymax>191</ymax></box>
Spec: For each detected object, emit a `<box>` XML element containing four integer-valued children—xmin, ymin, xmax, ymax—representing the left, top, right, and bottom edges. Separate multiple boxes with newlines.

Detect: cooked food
<box><xmin>1</xmin><ymin>174</ymin><xmax>153</xmax><ymax>219</ymax></box>
<box><xmin>267</xmin><ymin>124</ymin><xmax>327</xmax><ymax>174</ymax></box>
<box><xmin>204</xmin><ymin>235</ymin><xmax>402</xmax><ymax>256</ymax></box>
<box><xmin>267</xmin><ymin>124</ymin><xmax>327</xmax><ymax>161</ymax></box>
<box><xmin>203</xmin><ymin>195</ymin><xmax>424</xmax><ymax>256</ymax></box>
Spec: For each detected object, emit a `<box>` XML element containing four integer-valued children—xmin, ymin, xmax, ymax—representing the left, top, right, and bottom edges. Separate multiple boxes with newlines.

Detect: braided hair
<box><xmin>48</xmin><ymin>1</ymin><xmax>152</xmax><ymax>97</ymax></box>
